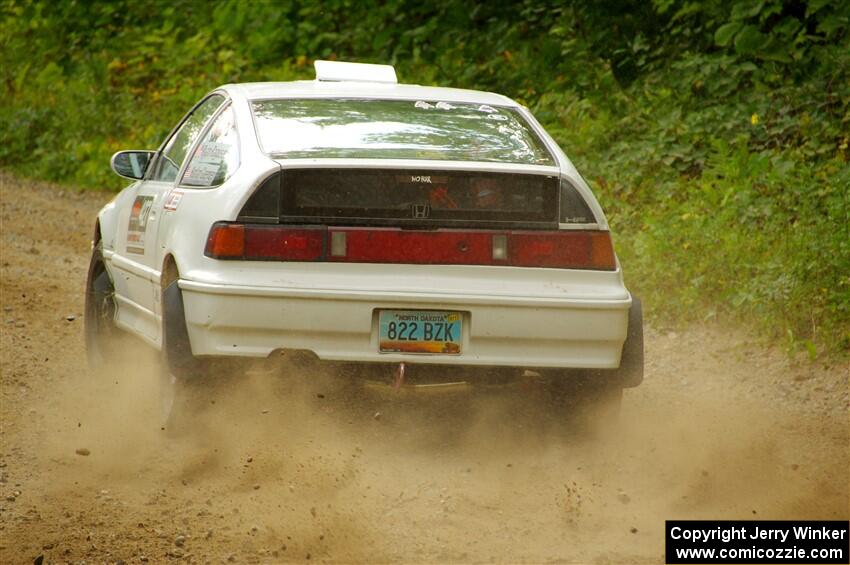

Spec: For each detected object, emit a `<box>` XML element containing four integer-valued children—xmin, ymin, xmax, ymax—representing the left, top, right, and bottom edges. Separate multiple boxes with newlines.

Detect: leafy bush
<box><xmin>1</xmin><ymin>0</ymin><xmax>847</xmax><ymax>354</ymax></box>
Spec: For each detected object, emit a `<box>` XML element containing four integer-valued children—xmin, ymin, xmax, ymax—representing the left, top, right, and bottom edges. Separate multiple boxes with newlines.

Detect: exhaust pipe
<box><xmin>393</xmin><ymin>362</ymin><xmax>406</xmax><ymax>389</ymax></box>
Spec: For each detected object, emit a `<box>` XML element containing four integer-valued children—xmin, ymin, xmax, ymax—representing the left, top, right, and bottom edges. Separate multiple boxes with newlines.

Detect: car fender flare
<box><xmin>97</xmin><ymin>205</ymin><xmax>119</xmax><ymax>252</ymax></box>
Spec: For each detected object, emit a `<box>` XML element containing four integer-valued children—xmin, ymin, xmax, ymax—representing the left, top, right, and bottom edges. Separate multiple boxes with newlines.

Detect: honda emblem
<box><xmin>411</xmin><ymin>203</ymin><xmax>431</xmax><ymax>218</ymax></box>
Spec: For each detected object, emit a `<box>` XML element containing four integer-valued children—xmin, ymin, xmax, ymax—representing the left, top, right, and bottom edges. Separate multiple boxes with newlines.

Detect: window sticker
<box><xmin>126</xmin><ymin>195</ymin><xmax>154</xmax><ymax>255</ymax></box>
<box><xmin>163</xmin><ymin>190</ymin><xmax>183</xmax><ymax>212</ymax></box>
<box><xmin>183</xmin><ymin>162</ymin><xmax>219</xmax><ymax>186</ymax></box>
<box><xmin>180</xmin><ymin>105</ymin><xmax>238</xmax><ymax>188</ymax></box>
<box><xmin>183</xmin><ymin>141</ymin><xmax>229</xmax><ymax>186</ymax></box>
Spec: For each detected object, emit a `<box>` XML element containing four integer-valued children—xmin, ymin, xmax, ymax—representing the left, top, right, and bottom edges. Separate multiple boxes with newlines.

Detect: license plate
<box><xmin>378</xmin><ymin>310</ymin><xmax>462</xmax><ymax>354</ymax></box>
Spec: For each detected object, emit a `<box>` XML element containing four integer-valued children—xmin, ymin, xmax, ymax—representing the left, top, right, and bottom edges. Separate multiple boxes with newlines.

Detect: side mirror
<box><xmin>111</xmin><ymin>150</ymin><xmax>155</xmax><ymax>180</ymax></box>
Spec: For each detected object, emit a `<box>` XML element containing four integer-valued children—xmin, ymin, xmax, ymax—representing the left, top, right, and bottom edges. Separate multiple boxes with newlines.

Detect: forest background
<box><xmin>1</xmin><ymin>0</ymin><xmax>848</xmax><ymax>355</ymax></box>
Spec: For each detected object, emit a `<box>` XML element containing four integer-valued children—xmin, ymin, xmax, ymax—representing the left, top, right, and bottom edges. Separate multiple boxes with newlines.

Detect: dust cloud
<box><xmin>13</xmin><ymin>333</ymin><xmax>846</xmax><ymax>564</ymax></box>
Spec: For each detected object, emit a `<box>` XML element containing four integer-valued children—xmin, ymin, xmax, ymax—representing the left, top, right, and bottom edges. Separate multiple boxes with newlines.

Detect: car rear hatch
<box><xmin>208</xmin><ymin>165</ymin><xmax>613</xmax><ymax>271</ymax></box>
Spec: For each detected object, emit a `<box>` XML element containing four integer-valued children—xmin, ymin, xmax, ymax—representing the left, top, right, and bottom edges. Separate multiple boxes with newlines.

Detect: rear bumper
<box><xmin>179</xmin><ymin>278</ymin><xmax>631</xmax><ymax>369</ymax></box>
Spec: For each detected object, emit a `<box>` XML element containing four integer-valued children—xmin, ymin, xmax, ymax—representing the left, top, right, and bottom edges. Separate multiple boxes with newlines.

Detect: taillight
<box><xmin>335</xmin><ymin>229</ymin><xmax>496</xmax><ymax>265</ymax></box>
<box><xmin>511</xmin><ymin>231</ymin><xmax>615</xmax><ymax>269</ymax></box>
<box><xmin>589</xmin><ymin>231</ymin><xmax>616</xmax><ymax>269</ymax></box>
<box><xmin>243</xmin><ymin>226</ymin><xmax>324</xmax><ymax>261</ymax></box>
<box><xmin>205</xmin><ymin>223</ymin><xmax>324</xmax><ymax>261</ymax></box>
<box><xmin>205</xmin><ymin>223</ymin><xmax>244</xmax><ymax>258</ymax></box>
<box><xmin>205</xmin><ymin>222</ymin><xmax>616</xmax><ymax>270</ymax></box>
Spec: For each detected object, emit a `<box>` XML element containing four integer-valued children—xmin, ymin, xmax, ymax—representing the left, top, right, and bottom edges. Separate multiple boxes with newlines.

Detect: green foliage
<box><xmin>1</xmin><ymin>0</ymin><xmax>848</xmax><ymax>354</ymax></box>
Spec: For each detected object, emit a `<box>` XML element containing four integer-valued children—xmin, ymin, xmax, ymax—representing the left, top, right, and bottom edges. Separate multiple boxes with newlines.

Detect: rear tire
<box><xmin>162</xmin><ymin>278</ymin><xmax>210</xmax><ymax>380</ymax></box>
<box><xmin>160</xmin><ymin>275</ymin><xmax>246</xmax><ymax>433</ymax></box>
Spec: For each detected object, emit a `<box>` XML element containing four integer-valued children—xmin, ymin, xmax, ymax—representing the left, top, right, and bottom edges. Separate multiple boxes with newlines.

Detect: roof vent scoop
<box><xmin>314</xmin><ymin>60</ymin><xmax>397</xmax><ymax>84</ymax></box>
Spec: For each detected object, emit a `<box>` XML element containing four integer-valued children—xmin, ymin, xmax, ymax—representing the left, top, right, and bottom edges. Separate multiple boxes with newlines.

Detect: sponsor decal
<box><xmin>163</xmin><ymin>190</ymin><xmax>183</xmax><ymax>212</ymax></box>
<box><xmin>395</xmin><ymin>174</ymin><xmax>448</xmax><ymax>184</ymax></box>
<box><xmin>126</xmin><ymin>195</ymin><xmax>154</xmax><ymax>255</ymax></box>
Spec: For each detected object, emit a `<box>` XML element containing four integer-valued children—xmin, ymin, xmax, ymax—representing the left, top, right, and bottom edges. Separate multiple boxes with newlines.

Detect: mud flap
<box><xmin>616</xmin><ymin>296</ymin><xmax>644</xmax><ymax>388</ymax></box>
<box><xmin>162</xmin><ymin>280</ymin><xmax>206</xmax><ymax>380</ymax></box>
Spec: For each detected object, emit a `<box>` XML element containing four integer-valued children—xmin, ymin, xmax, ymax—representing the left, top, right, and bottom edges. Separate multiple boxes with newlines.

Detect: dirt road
<box><xmin>1</xmin><ymin>172</ymin><xmax>848</xmax><ymax>564</ymax></box>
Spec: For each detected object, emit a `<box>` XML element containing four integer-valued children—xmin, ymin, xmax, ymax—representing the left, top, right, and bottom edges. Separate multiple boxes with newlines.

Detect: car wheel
<box><xmin>161</xmin><ymin>277</ymin><xmax>210</xmax><ymax>380</ymax></box>
<box><xmin>84</xmin><ymin>240</ymin><xmax>120</xmax><ymax>369</ymax></box>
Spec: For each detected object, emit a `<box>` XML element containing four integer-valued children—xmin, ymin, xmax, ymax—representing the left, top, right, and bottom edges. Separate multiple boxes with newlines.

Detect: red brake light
<box><xmin>205</xmin><ymin>223</ymin><xmax>616</xmax><ymax>270</ymax></box>
<box><xmin>511</xmin><ymin>232</ymin><xmax>609</xmax><ymax>269</ymax></box>
<box><xmin>205</xmin><ymin>223</ymin><xmax>324</xmax><ymax>260</ymax></box>
<box><xmin>333</xmin><ymin>229</ymin><xmax>494</xmax><ymax>265</ymax></box>
<box><xmin>244</xmin><ymin>226</ymin><xmax>324</xmax><ymax>261</ymax></box>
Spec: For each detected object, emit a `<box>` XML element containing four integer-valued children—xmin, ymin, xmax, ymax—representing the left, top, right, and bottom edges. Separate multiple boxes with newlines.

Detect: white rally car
<box><xmin>86</xmin><ymin>61</ymin><xmax>642</xmax><ymax>408</ymax></box>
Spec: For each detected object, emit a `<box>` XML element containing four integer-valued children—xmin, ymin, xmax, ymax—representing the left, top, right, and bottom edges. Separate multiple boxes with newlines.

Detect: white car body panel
<box><xmin>177</xmin><ymin>260</ymin><xmax>629</xmax><ymax>365</ymax></box>
<box><xmin>97</xmin><ymin>73</ymin><xmax>632</xmax><ymax>370</ymax></box>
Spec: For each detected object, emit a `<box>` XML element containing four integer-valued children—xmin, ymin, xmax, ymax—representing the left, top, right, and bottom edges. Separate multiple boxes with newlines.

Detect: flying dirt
<box><xmin>1</xmin><ymin>172</ymin><xmax>848</xmax><ymax>563</ymax></box>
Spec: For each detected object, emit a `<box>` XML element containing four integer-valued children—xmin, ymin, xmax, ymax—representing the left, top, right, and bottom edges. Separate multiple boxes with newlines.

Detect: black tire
<box><xmin>84</xmin><ymin>240</ymin><xmax>120</xmax><ymax>369</ymax></box>
<box><xmin>161</xmin><ymin>278</ymin><xmax>209</xmax><ymax>380</ymax></box>
<box><xmin>161</xmin><ymin>276</ymin><xmax>242</xmax><ymax>434</ymax></box>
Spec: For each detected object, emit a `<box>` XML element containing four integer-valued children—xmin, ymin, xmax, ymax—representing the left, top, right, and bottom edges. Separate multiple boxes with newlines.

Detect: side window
<box><xmin>181</xmin><ymin>105</ymin><xmax>239</xmax><ymax>188</ymax></box>
<box><xmin>152</xmin><ymin>94</ymin><xmax>224</xmax><ymax>182</ymax></box>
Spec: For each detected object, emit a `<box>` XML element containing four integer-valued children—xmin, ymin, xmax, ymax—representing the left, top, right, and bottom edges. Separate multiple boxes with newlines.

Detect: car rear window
<box><xmin>238</xmin><ymin>168</ymin><xmax>560</xmax><ymax>229</ymax></box>
<box><xmin>251</xmin><ymin>99</ymin><xmax>555</xmax><ymax>166</ymax></box>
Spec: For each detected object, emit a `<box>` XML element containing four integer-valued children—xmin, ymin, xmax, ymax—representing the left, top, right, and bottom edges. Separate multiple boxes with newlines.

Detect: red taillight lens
<box><xmin>334</xmin><ymin>229</ymin><xmax>494</xmax><ymax>265</ymax></box>
<box><xmin>205</xmin><ymin>223</ymin><xmax>616</xmax><ymax>270</ymax></box>
<box><xmin>511</xmin><ymin>232</ymin><xmax>591</xmax><ymax>268</ymax></box>
<box><xmin>244</xmin><ymin>226</ymin><xmax>324</xmax><ymax>261</ymax></box>
<box><xmin>205</xmin><ymin>223</ymin><xmax>324</xmax><ymax>260</ymax></box>
<box><xmin>510</xmin><ymin>231</ymin><xmax>615</xmax><ymax>269</ymax></box>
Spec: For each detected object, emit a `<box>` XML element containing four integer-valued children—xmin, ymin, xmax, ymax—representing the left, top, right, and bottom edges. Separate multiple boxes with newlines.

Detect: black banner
<box><xmin>666</xmin><ymin>520</ymin><xmax>849</xmax><ymax>564</ymax></box>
